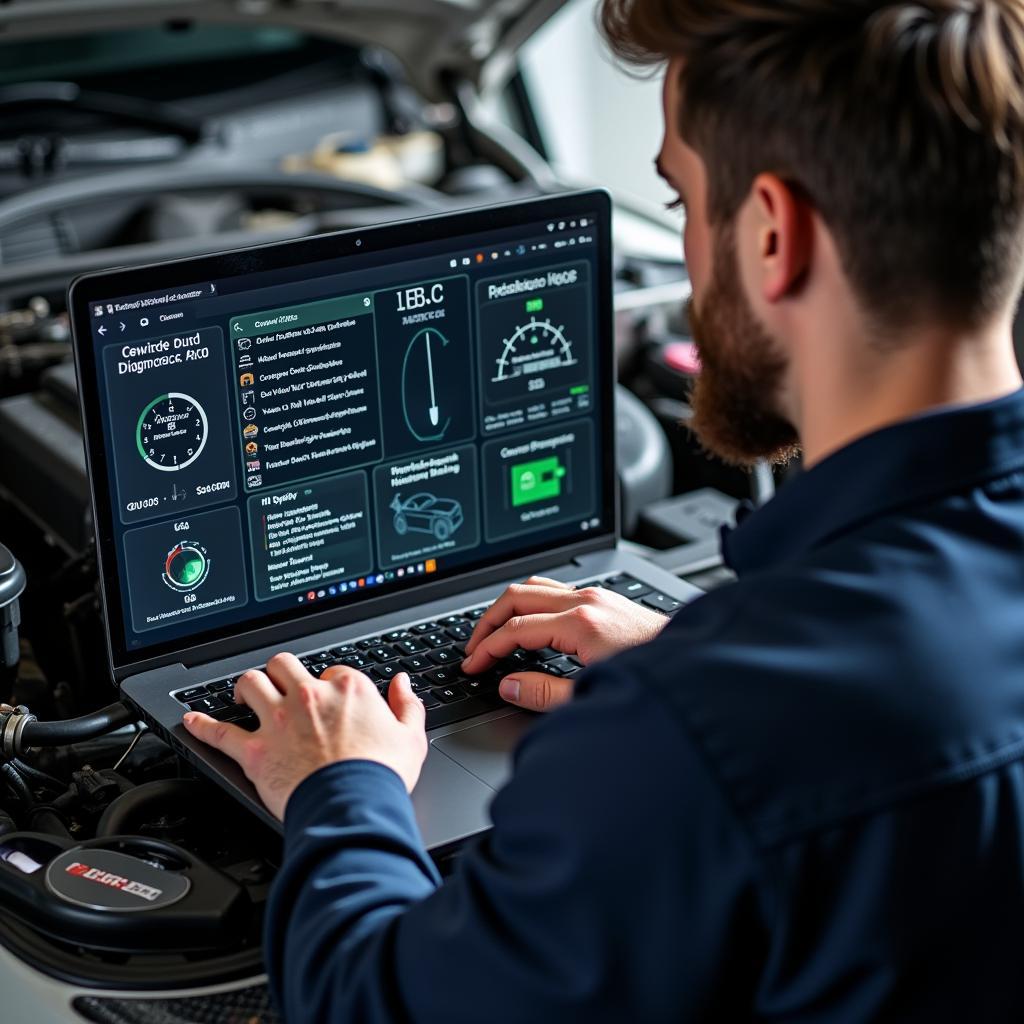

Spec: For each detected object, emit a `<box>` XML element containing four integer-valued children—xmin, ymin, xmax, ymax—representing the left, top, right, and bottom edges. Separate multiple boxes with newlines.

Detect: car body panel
<box><xmin>0</xmin><ymin>0</ymin><xmax>570</xmax><ymax>102</ymax></box>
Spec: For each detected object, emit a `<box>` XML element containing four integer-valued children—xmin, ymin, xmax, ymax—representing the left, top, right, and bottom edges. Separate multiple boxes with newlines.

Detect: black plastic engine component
<box><xmin>0</xmin><ymin>361</ymin><xmax>90</xmax><ymax>556</ymax></box>
<box><xmin>0</xmin><ymin>832</ymin><xmax>251</xmax><ymax>953</ymax></box>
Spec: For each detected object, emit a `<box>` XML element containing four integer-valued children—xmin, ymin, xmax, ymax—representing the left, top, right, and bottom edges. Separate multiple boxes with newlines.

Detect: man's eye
<box><xmin>664</xmin><ymin>197</ymin><xmax>684</xmax><ymax>213</ymax></box>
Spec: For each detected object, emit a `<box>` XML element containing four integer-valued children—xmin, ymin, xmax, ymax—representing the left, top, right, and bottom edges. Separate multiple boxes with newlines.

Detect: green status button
<box><xmin>511</xmin><ymin>456</ymin><xmax>567</xmax><ymax>507</ymax></box>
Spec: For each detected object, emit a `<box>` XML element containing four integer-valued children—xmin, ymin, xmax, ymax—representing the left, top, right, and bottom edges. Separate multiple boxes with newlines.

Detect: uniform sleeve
<box><xmin>264</xmin><ymin>664</ymin><xmax>763</xmax><ymax>1024</ymax></box>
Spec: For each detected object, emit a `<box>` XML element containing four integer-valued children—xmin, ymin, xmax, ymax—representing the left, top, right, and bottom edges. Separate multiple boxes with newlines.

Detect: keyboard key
<box><xmin>383</xmin><ymin>629</ymin><xmax>410</xmax><ymax>642</ymax></box>
<box><xmin>428</xmin><ymin>648</ymin><xmax>460</xmax><ymax>666</ymax></box>
<box><xmin>401</xmin><ymin>654</ymin><xmax>432</xmax><ymax>673</ymax></box>
<box><xmin>548</xmin><ymin>656</ymin><xmax>583</xmax><ymax>676</ymax></box>
<box><xmin>433</xmin><ymin>685</ymin><xmax>468</xmax><ymax>704</ymax></box>
<box><xmin>466</xmin><ymin>606</ymin><xmax>488</xmax><ymax>620</ymax></box>
<box><xmin>439</xmin><ymin>614</ymin><xmax>469</xmax><ymax>627</ymax></box>
<box><xmin>463</xmin><ymin>674</ymin><xmax>501</xmax><ymax>696</ymax></box>
<box><xmin>368</xmin><ymin>645</ymin><xmax>401</xmax><ymax>663</ymax></box>
<box><xmin>210</xmin><ymin>703</ymin><xmax>249</xmax><ymax>723</ymax></box>
<box><xmin>408</xmin><ymin>675</ymin><xmax>431</xmax><ymax>693</ymax></box>
<box><xmin>372</xmin><ymin>663</ymin><xmax>402</xmax><ymax>683</ymax></box>
<box><xmin>537</xmin><ymin>647</ymin><xmax>563</xmax><ymax>663</ymax></box>
<box><xmin>423</xmin><ymin>667</ymin><xmax>461</xmax><ymax>687</ymax></box>
<box><xmin>207</xmin><ymin>679</ymin><xmax>232</xmax><ymax>693</ymax></box>
<box><xmin>605</xmin><ymin>575</ymin><xmax>652</xmax><ymax>599</ymax></box>
<box><xmin>446</xmin><ymin>624</ymin><xmax>473</xmax><ymax>641</ymax></box>
<box><xmin>337</xmin><ymin>653</ymin><xmax>372</xmax><ymax>670</ymax></box>
<box><xmin>185</xmin><ymin>694</ymin><xmax>226</xmax><ymax>714</ymax></box>
<box><xmin>422</xmin><ymin>633</ymin><xmax>452</xmax><ymax>649</ymax></box>
<box><xmin>642</xmin><ymin>592</ymin><xmax>682</xmax><ymax>613</ymax></box>
<box><xmin>418</xmin><ymin>690</ymin><xmax>442</xmax><ymax>710</ymax></box>
<box><xmin>357</xmin><ymin>636</ymin><xmax>383</xmax><ymax>650</ymax></box>
<box><xmin>412</xmin><ymin>621</ymin><xmax>441</xmax><ymax>634</ymax></box>
<box><xmin>235</xmin><ymin>714</ymin><xmax>260</xmax><ymax>732</ymax></box>
<box><xmin>330</xmin><ymin>645</ymin><xmax>357</xmax><ymax>657</ymax></box>
<box><xmin>395</xmin><ymin>638</ymin><xmax>428</xmax><ymax>656</ymax></box>
<box><xmin>177</xmin><ymin>686</ymin><xmax>208</xmax><ymax>703</ymax></box>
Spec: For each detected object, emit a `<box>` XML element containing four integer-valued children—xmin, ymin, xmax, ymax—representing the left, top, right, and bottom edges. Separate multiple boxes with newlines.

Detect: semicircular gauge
<box><xmin>492</xmin><ymin>317</ymin><xmax>576</xmax><ymax>383</ymax></box>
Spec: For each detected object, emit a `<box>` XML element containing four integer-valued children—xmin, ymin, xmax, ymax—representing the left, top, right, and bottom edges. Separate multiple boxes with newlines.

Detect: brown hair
<box><xmin>601</xmin><ymin>0</ymin><xmax>1024</xmax><ymax>331</ymax></box>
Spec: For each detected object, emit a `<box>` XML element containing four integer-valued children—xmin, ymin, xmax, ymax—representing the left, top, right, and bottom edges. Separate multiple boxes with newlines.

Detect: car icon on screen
<box><xmin>390</xmin><ymin>492</ymin><xmax>464</xmax><ymax>542</ymax></box>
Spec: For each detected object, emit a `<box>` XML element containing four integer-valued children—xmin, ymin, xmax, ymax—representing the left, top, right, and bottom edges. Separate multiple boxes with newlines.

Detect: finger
<box><xmin>264</xmin><ymin>651</ymin><xmax>315</xmax><ymax>693</ymax></box>
<box><xmin>497</xmin><ymin>672</ymin><xmax>574</xmax><ymax>713</ymax></box>
<box><xmin>234</xmin><ymin>668</ymin><xmax>285</xmax><ymax>718</ymax></box>
<box><xmin>523</xmin><ymin>576</ymin><xmax>574</xmax><ymax>590</ymax></box>
<box><xmin>465</xmin><ymin>583</ymin><xmax>584</xmax><ymax>656</ymax></box>
<box><xmin>320</xmin><ymin>664</ymin><xmax>374</xmax><ymax>690</ymax></box>
<box><xmin>182</xmin><ymin>711</ymin><xmax>251</xmax><ymax>762</ymax></box>
<box><xmin>388</xmin><ymin>673</ymin><xmax>426</xmax><ymax>730</ymax></box>
<box><xmin>464</xmin><ymin>611</ymin><xmax>581</xmax><ymax>673</ymax></box>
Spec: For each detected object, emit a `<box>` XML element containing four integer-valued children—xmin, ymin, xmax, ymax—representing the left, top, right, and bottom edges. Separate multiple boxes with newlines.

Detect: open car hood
<box><xmin>0</xmin><ymin>0</ymin><xmax>570</xmax><ymax>101</ymax></box>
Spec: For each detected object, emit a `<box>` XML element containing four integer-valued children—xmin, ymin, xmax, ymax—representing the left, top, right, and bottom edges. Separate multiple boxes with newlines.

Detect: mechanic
<box><xmin>184</xmin><ymin>1</ymin><xmax>1024</xmax><ymax>1019</ymax></box>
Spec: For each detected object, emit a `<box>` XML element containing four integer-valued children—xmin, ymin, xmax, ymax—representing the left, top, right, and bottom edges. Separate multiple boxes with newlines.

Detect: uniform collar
<box><xmin>722</xmin><ymin>388</ymin><xmax>1024</xmax><ymax>575</ymax></box>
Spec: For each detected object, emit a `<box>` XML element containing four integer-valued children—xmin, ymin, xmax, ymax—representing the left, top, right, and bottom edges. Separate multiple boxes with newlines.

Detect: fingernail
<box><xmin>499</xmin><ymin>678</ymin><xmax>520</xmax><ymax>702</ymax></box>
<box><xmin>183</xmin><ymin>712</ymin><xmax>195</xmax><ymax>724</ymax></box>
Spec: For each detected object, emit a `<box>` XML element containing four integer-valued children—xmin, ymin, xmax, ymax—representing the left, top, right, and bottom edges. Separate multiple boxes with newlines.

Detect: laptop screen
<box><xmin>71</xmin><ymin>192</ymin><xmax>616</xmax><ymax>669</ymax></box>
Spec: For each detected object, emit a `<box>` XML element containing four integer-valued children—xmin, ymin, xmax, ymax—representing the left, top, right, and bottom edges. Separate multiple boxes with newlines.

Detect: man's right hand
<box><xmin>461</xmin><ymin>576</ymin><xmax>667</xmax><ymax>712</ymax></box>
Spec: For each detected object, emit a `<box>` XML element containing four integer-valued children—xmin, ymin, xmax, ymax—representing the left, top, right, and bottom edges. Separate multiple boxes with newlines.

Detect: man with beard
<box><xmin>184</xmin><ymin>1</ymin><xmax>1024</xmax><ymax>1020</ymax></box>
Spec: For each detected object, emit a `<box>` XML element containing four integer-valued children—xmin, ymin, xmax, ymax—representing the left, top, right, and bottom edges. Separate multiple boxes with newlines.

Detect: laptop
<box><xmin>69</xmin><ymin>190</ymin><xmax>701</xmax><ymax>851</ymax></box>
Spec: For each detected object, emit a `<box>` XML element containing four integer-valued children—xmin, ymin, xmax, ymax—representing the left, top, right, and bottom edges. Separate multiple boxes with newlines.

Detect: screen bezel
<box><xmin>69</xmin><ymin>190</ymin><xmax>618</xmax><ymax>678</ymax></box>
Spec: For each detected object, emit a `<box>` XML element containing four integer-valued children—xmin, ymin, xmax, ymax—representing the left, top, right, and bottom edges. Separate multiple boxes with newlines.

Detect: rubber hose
<box><xmin>11</xmin><ymin>758</ymin><xmax>64</xmax><ymax>792</ymax></box>
<box><xmin>95</xmin><ymin>778</ymin><xmax>205</xmax><ymax>838</ymax></box>
<box><xmin>20</xmin><ymin>702</ymin><xmax>134</xmax><ymax>747</ymax></box>
<box><xmin>0</xmin><ymin>762</ymin><xmax>32</xmax><ymax>805</ymax></box>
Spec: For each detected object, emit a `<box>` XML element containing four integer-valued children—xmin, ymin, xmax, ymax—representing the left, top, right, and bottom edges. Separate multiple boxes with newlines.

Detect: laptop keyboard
<box><xmin>172</xmin><ymin>575</ymin><xmax>683</xmax><ymax>734</ymax></box>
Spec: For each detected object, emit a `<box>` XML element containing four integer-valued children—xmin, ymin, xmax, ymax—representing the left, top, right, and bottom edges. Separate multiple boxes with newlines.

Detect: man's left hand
<box><xmin>182</xmin><ymin>653</ymin><xmax>428</xmax><ymax>821</ymax></box>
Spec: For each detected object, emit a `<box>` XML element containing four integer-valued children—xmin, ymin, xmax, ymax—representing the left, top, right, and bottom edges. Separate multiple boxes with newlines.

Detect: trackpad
<box><xmin>432</xmin><ymin>712</ymin><xmax>534</xmax><ymax>790</ymax></box>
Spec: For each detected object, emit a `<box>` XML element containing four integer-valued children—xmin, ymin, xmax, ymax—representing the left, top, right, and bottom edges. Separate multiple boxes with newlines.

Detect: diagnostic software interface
<box><xmin>84</xmin><ymin>208</ymin><xmax>609</xmax><ymax>654</ymax></box>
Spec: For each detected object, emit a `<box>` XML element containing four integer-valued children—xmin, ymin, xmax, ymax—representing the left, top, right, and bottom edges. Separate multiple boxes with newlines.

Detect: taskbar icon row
<box><xmin>296</xmin><ymin>559</ymin><xmax>438</xmax><ymax>604</ymax></box>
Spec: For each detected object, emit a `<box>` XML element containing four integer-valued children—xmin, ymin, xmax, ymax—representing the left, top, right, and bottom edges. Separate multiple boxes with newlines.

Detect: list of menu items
<box><xmin>248</xmin><ymin>475</ymin><xmax>374</xmax><ymax>600</ymax></box>
<box><xmin>231</xmin><ymin>296</ymin><xmax>382</xmax><ymax>491</ymax></box>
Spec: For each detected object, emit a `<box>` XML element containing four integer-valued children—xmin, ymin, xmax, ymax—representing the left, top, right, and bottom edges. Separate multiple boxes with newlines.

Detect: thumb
<box><xmin>389</xmin><ymin>673</ymin><xmax>426</xmax><ymax>728</ymax></box>
<box><xmin>499</xmin><ymin>672</ymin><xmax>574</xmax><ymax>713</ymax></box>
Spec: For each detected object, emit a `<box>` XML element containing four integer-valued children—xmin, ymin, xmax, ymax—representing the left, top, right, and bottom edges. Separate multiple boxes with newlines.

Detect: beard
<box><xmin>686</xmin><ymin>224</ymin><xmax>802</xmax><ymax>468</ymax></box>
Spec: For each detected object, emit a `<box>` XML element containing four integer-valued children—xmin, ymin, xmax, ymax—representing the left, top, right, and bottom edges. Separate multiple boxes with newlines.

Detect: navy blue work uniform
<box><xmin>265</xmin><ymin>391</ymin><xmax>1024</xmax><ymax>1022</ymax></box>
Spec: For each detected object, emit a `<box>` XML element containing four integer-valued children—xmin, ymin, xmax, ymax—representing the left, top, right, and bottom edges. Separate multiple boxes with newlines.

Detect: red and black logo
<box><xmin>65</xmin><ymin>861</ymin><xmax>162</xmax><ymax>902</ymax></box>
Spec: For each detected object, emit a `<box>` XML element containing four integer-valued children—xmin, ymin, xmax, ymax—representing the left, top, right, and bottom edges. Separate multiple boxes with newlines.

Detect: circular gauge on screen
<box><xmin>162</xmin><ymin>541</ymin><xmax>210</xmax><ymax>593</ymax></box>
<box><xmin>492</xmin><ymin>318</ymin><xmax>576</xmax><ymax>383</ymax></box>
<box><xmin>136</xmin><ymin>393</ymin><xmax>208</xmax><ymax>472</ymax></box>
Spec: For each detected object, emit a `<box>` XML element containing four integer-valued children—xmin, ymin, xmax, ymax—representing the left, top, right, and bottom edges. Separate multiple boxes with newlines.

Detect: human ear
<box><xmin>750</xmin><ymin>173</ymin><xmax>813</xmax><ymax>303</ymax></box>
